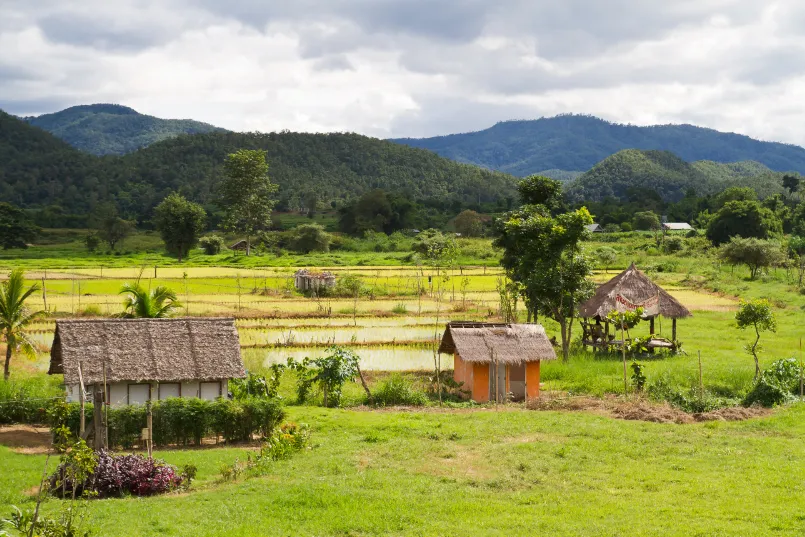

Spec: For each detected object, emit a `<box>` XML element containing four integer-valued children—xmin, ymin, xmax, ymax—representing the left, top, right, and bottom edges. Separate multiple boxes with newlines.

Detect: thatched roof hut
<box><xmin>578</xmin><ymin>263</ymin><xmax>691</xmax><ymax>320</ymax></box>
<box><xmin>438</xmin><ymin>322</ymin><xmax>557</xmax><ymax>364</ymax></box>
<box><xmin>49</xmin><ymin>318</ymin><xmax>246</xmax><ymax>385</ymax></box>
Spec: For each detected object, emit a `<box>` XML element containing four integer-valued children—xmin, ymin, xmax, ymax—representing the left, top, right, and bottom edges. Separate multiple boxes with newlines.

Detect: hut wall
<box><xmin>66</xmin><ymin>379</ymin><xmax>228</xmax><ymax>407</ymax></box>
<box><xmin>525</xmin><ymin>362</ymin><xmax>541</xmax><ymax>399</ymax></box>
<box><xmin>472</xmin><ymin>363</ymin><xmax>490</xmax><ymax>403</ymax></box>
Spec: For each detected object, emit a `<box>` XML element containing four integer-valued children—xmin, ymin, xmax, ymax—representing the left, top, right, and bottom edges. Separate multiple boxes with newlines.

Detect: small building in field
<box><xmin>48</xmin><ymin>318</ymin><xmax>246</xmax><ymax>407</ymax></box>
<box><xmin>294</xmin><ymin>269</ymin><xmax>336</xmax><ymax>292</ymax></box>
<box><xmin>586</xmin><ymin>223</ymin><xmax>603</xmax><ymax>233</ymax></box>
<box><xmin>662</xmin><ymin>222</ymin><xmax>693</xmax><ymax>232</ymax></box>
<box><xmin>230</xmin><ymin>240</ymin><xmax>248</xmax><ymax>251</ymax></box>
<box><xmin>438</xmin><ymin>322</ymin><xmax>557</xmax><ymax>403</ymax></box>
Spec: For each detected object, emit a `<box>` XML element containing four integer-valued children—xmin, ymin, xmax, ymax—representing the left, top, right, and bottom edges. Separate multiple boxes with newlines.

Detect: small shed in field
<box><xmin>438</xmin><ymin>322</ymin><xmax>556</xmax><ymax>402</ymax></box>
<box><xmin>230</xmin><ymin>240</ymin><xmax>248</xmax><ymax>251</ymax></box>
<box><xmin>48</xmin><ymin>318</ymin><xmax>246</xmax><ymax>406</ymax></box>
<box><xmin>585</xmin><ymin>223</ymin><xmax>603</xmax><ymax>233</ymax></box>
<box><xmin>294</xmin><ymin>269</ymin><xmax>336</xmax><ymax>292</ymax></box>
<box><xmin>662</xmin><ymin>223</ymin><xmax>693</xmax><ymax>232</ymax></box>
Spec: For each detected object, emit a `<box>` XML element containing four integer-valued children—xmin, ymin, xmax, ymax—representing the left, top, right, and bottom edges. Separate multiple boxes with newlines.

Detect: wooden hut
<box><xmin>294</xmin><ymin>269</ymin><xmax>336</xmax><ymax>292</ymax></box>
<box><xmin>578</xmin><ymin>263</ymin><xmax>691</xmax><ymax>350</ymax></box>
<box><xmin>438</xmin><ymin>322</ymin><xmax>557</xmax><ymax>402</ymax></box>
<box><xmin>48</xmin><ymin>318</ymin><xmax>246</xmax><ymax>406</ymax></box>
<box><xmin>229</xmin><ymin>240</ymin><xmax>248</xmax><ymax>251</ymax></box>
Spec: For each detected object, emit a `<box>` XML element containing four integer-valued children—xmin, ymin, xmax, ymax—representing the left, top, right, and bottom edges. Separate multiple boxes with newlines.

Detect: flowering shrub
<box><xmin>51</xmin><ymin>451</ymin><xmax>184</xmax><ymax>498</ymax></box>
<box><xmin>219</xmin><ymin>422</ymin><xmax>310</xmax><ymax>481</ymax></box>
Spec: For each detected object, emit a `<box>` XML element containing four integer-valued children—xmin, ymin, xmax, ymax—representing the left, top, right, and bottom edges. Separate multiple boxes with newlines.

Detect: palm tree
<box><xmin>119</xmin><ymin>284</ymin><xmax>182</xmax><ymax>318</ymax></box>
<box><xmin>1</xmin><ymin>269</ymin><xmax>46</xmax><ymax>380</ymax></box>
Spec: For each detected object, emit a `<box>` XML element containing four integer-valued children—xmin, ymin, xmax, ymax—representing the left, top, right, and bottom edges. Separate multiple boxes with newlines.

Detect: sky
<box><xmin>1</xmin><ymin>0</ymin><xmax>805</xmax><ymax>144</ymax></box>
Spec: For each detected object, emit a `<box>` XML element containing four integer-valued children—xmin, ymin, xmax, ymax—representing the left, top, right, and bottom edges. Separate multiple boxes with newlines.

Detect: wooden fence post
<box><xmin>41</xmin><ymin>277</ymin><xmax>48</xmax><ymax>312</ymax></box>
<box><xmin>93</xmin><ymin>387</ymin><xmax>106</xmax><ymax>451</ymax></box>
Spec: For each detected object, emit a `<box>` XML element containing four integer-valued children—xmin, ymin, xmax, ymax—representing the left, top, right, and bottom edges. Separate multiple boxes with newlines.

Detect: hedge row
<box><xmin>63</xmin><ymin>397</ymin><xmax>285</xmax><ymax>448</ymax></box>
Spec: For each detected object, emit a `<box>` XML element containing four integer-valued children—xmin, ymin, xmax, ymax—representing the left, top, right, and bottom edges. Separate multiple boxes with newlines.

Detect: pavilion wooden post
<box><xmin>92</xmin><ymin>386</ymin><xmax>107</xmax><ymax>451</ymax></box>
<box><xmin>621</xmin><ymin>323</ymin><xmax>628</xmax><ymax>397</ymax></box>
<box><xmin>146</xmin><ymin>400</ymin><xmax>153</xmax><ymax>459</ymax></box>
<box><xmin>672</xmin><ymin>318</ymin><xmax>677</xmax><ymax>343</ymax></box>
<box><xmin>77</xmin><ymin>362</ymin><xmax>86</xmax><ymax>438</ymax></box>
<box><xmin>649</xmin><ymin>317</ymin><xmax>655</xmax><ymax>335</ymax></box>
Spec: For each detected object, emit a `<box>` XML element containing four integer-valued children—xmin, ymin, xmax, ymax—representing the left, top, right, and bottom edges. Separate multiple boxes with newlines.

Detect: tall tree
<box><xmin>0</xmin><ymin>203</ymin><xmax>39</xmax><ymax>250</ymax></box>
<box><xmin>453</xmin><ymin>209</ymin><xmax>484</xmax><ymax>237</ymax></box>
<box><xmin>495</xmin><ymin>176</ymin><xmax>595</xmax><ymax>360</ymax></box>
<box><xmin>119</xmin><ymin>284</ymin><xmax>181</xmax><ymax>318</ymax></box>
<box><xmin>93</xmin><ymin>203</ymin><xmax>134</xmax><ymax>250</ymax></box>
<box><xmin>783</xmin><ymin>174</ymin><xmax>800</xmax><ymax>195</ymax></box>
<box><xmin>706</xmin><ymin>200</ymin><xmax>782</xmax><ymax>246</ymax></box>
<box><xmin>153</xmin><ymin>193</ymin><xmax>207</xmax><ymax>262</ymax></box>
<box><xmin>218</xmin><ymin>149</ymin><xmax>278</xmax><ymax>255</ymax></box>
<box><xmin>0</xmin><ymin>270</ymin><xmax>46</xmax><ymax>380</ymax></box>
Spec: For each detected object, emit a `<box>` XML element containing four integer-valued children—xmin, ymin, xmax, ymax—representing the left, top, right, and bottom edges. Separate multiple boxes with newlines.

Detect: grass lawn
<box><xmin>2</xmin><ymin>404</ymin><xmax>805</xmax><ymax>536</ymax></box>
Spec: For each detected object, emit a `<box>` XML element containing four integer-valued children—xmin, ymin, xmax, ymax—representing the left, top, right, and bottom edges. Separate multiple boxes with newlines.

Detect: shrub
<box><xmin>743</xmin><ymin>357</ymin><xmax>802</xmax><ymax>407</ymax></box>
<box><xmin>373</xmin><ymin>374</ymin><xmax>428</xmax><ymax>406</ymax></box>
<box><xmin>219</xmin><ymin>422</ymin><xmax>310</xmax><ymax>481</ymax></box>
<box><xmin>664</xmin><ymin>236</ymin><xmax>684</xmax><ymax>253</ymax></box>
<box><xmin>199</xmin><ymin>234</ymin><xmax>225</xmax><ymax>255</ymax></box>
<box><xmin>289</xmin><ymin>224</ymin><xmax>331</xmax><ymax>253</ymax></box>
<box><xmin>391</xmin><ymin>303</ymin><xmax>408</xmax><ymax>314</ymax></box>
<box><xmin>0</xmin><ymin>377</ymin><xmax>63</xmax><ymax>425</ymax></box>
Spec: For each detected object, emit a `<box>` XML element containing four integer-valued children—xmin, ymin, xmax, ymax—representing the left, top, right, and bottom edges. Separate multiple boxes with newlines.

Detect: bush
<box><xmin>373</xmin><ymin>374</ymin><xmax>428</xmax><ymax>406</ymax></box>
<box><xmin>664</xmin><ymin>236</ymin><xmax>684</xmax><ymax>253</ymax></box>
<box><xmin>60</xmin><ymin>396</ymin><xmax>285</xmax><ymax>448</ymax></box>
<box><xmin>199</xmin><ymin>234</ymin><xmax>225</xmax><ymax>255</ymax></box>
<box><xmin>0</xmin><ymin>377</ymin><xmax>63</xmax><ymax>425</ymax></box>
<box><xmin>743</xmin><ymin>357</ymin><xmax>802</xmax><ymax>407</ymax></box>
<box><xmin>289</xmin><ymin>224</ymin><xmax>331</xmax><ymax>253</ymax></box>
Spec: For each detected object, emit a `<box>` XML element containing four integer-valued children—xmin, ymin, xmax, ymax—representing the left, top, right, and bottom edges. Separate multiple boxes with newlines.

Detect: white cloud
<box><xmin>1</xmin><ymin>0</ymin><xmax>805</xmax><ymax>145</ymax></box>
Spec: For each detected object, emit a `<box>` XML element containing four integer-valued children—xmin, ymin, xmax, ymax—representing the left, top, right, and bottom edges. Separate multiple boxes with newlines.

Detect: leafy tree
<box><xmin>596</xmin><ymin>246</ymin><xmax>617</xmax><ymax>273</ymax></box>
<box><xmin>84</xmin><ymin>233</ymin><xmax>100</xmax><ymax>252</ymax></box>
<box><xmin>495</xmin><ymin>189</ymin><xmax>595</xmax><ymax>360</ymax></box>
<box><xmin>0</xmin><ymin>203</ymin><xmax>39</xmax><ymax>250</ymax></box>
<box><xmin>287</xmin><ymin>346</ymin><xmax>361</xmax><ymax>407</ymax></box>
<box><xmin>93</xmin><ymin>203</ymin><xmax>134</xmax><ymax>250</ymax></box>
<box><xmin>338</xmin><ymin>190</ymin><xmax>416</xmax><ymax>236</ymax></box>
<box><xmin>783</xmin><ymin>174</ymin><xmax>800</xmax><ymax>195</ymax></box>
<box><xmin>788</xmin><ymin>201</ymin><xmax>805</xmax><ymax>237</ymax></box>
<box><xmin>289</xmin><ymin>223</ymin><xmax>332</xmax><ymax>254</ymax></box>
<box><xmin>718</xmin><ymin>237</ymin><xmax>784</xmax><ymax>280</ymax></box>
<box><xmin>413</xmin><ymin>229</ymin><xmax>459</xmax><ymax>261</ymax></box>
<box><xmin>735</xmin><ymin>299</ymin><xmax>776</xmax><ymax>379</ymax></box>
<box><xmin>716</xmin><ymin>186</ymin><xmax>756</xmax><ymax>207</ymax></box>
<box><xmin>0</xmin><ymin>270</ymin><xmax>46</xmax><ymax>380</ymax></box>
<box><xmin>153</xmin><ymin>193</ymin><xmax>207</xmax><ymax>262</ymax></box>
<box><xmin>632</xmin><ymin>211</ymin><xmax>660</xmax><ymax>231</ymax></box>
<box><xmin>518</xmin><ymin>175</ymin><xmax>563</xmax><ymax>207</ymax></box>
<box><xmin>788</xmin><ymin>236</ymin><xmax>805</xmax><ymax>287</ymax></box>
<box><xmin>199</xmin><ymin>235</ymin><xmax>225</xmax><ymax>255</ymax></box>
<box><xmin>218</xmin><ymin>149</ymin><xmax>278</xmax><ymax>255</ymax></box>
<box><xmin>706</xmin><ymin>200</ymin><xmax>782</xmax><ymax>246</ymax></box>
<box><xmin>119</xmin><ymin>284</ymin><xmax>181</xmax><ymax>318</ymax></box>
<box><xmin>453</xmin><ymin>209</ymin><xmax>483</xmax><ymax>237</ymax></box>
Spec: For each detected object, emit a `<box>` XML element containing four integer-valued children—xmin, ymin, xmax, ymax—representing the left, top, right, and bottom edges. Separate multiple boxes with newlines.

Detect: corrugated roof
<box><xmin>663</xmin><ymin>223</ymin><xmax>693</xmax><ymax>230</ymax></box>
<box><xmin>48</xmin><ymin>318</ymin><xmax>246</xmax><ymax>384</ymax></box>
<box><xmin>578</xmin><ymin>263</ymin><xmax>692</xmax><ymax>319</ymax></box>
<box><xmin>438</xmin><ymin>322</ymin><xmax>556</xmax><ymax>364</ymax></box>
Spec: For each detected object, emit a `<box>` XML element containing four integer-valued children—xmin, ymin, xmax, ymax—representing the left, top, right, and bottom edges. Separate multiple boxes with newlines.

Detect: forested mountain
<box><xmin>564</xmin><ymin>149</ymin><xmax>791</xmax><ymax>202</ymax></box>
<box><xmin>392</xmin><ymin>114</ymin><xmax>805</xmax><ymax>177</ymax></box>
<box><xmin>0</xmin><ymin>111</ymin><xmax>519</xmax><ymax>222</ymax></box>
<box><xmin>22</xmin><ymin>104</ymin><xmax>224</xmax><ymax>155</ymax></box>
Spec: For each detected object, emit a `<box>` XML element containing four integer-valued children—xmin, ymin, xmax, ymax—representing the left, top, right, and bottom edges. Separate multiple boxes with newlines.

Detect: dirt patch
<box><xmin>0</xmin><ymin>425</ymin><xmax>52</xmax><ymax>454</ymax></box>
<box><xmin>527</xmin><ymin>393</ymin><xmax>770</xmax><ymax>424</ymax></box>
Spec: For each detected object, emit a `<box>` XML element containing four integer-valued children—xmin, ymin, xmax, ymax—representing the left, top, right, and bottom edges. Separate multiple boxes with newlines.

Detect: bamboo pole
<box><xmin>698</xmin><ymin>350</ymin><xmax>704</xmax><ymax>399</ymax></box>
<box><xmin>77</xmin><ymin>362</ymin><xmax>86</xmax><ymax>437</ymax></box>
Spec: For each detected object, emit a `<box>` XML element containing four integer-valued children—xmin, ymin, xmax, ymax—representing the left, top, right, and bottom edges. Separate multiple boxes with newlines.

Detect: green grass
<box><xmin>2</xmin><ymin>405</ymin><xmax>804</xmax><ymax>536</ymax></box>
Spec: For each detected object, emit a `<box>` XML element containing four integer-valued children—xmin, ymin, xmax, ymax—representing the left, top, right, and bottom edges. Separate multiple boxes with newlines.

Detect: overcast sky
<box><xmin>1</xmin><ymin>0</ymin><xmax>804</xmax><ymax>144</ymax></box>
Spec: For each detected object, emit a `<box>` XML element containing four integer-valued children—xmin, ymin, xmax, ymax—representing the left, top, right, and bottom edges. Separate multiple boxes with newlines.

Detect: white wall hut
<box><xmin>48</xmin><ymin>318</ymin><xmax>246</xmax><ymax>406</ymax></box>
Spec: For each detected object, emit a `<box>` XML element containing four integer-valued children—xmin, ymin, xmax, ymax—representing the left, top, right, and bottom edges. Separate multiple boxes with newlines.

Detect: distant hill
<box><xmin>564</xmin><ymin>149</ymin><xmax>791</xmax><ymax>202</ymax></box>
<box><xmin>0</xmin><ymin>111</ymin><xmax>518</xmax><ymax>219</ymax></box>
<box><xmin>392</xmin><ymin>114</ymin><xmax>805</xmax><ymax>177</ymax></box>
<box><xmin>22</xmin><ymin>104</ymin><xmax>225</xmax><ymax>155</ymax></box>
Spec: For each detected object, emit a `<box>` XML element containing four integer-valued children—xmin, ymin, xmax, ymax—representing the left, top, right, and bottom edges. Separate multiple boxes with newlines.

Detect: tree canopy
<box><xmin>706</xmin><ymin>200</ymin><xmax>782</xmax><ymax>246</ymax></box>
<box><xmin>153</xmin><ymin>193</ymin><xmax>207</xmax><ymax>262</ymax></box>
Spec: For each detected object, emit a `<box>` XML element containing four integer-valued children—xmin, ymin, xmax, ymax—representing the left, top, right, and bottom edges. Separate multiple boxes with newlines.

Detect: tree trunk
<box><xmin>356</xmin><ymin>364</ymin><xmax>373</xmax><ymax>404</ymax></box>
<box><xmin>559</xmin><ymin>318</ymin><xmax>570</xmax><ymax>361</ymax></box>
<box><xmin>246</xmin><ymin>235</ymin><xmax>251</xmax><ymax>256</ymax></box>
<box><xmin>3</xmin><ymin>341</ymin><xmax>11</xmax><ymax>381</ymax></box>
<box><xmin>752</xmin><ymin>327</ymin><xmax>761</xmax><ymax>380</ymax></box>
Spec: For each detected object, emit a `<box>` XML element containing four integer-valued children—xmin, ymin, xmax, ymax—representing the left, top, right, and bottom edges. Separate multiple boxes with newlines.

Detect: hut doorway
<box><xmin>509</xmin><ymin>363</ymin><xmax>525</xmax><ymax>400</ymax></box>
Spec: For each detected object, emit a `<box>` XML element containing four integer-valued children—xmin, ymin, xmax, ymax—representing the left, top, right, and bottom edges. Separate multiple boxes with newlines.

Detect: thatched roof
<box><xmin>578</xmin><ymin>263</ymin><xmax>692</xmax><ymax>319</ymax></box>
<box><xmin>438</xmin><ymin>322</ymin><xmax>557</xmax><ymax>364</ymax></box>
<box><xmin>49</xmin><ymin>318</ymin><xmax>246</xmax><ymax>385</ymax></box>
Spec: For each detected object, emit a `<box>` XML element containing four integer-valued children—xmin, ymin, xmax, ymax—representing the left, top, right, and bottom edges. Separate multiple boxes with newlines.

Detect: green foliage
<box><xmin>630</xmin><ymin>361</ymin><xmax>647</xmax><ymax>392</ymax></box>
<box><xmin>632</xmin><ymin>211</ymin><xmax>660</xmax><ymax>231</ymax></box>
<box><xmin>719</xmin><ymin>237</ymin><xmax>784</xmax><ymax>279</ymax></box>
<box><xmin>706</xmin><ymin>200</ymin><xmax>782</xmax><ymax>246</ymax></box>
<box><xmin>517</xmin><ymin>175</ymin><xmax>562</xmax><ymax>206</ymax></box>
<box><xmin>23</xmin><ymin>103</ymin><xmax>223</xmax><ymax>155</ymax></box>
<box><xmin>338</xmin><ymin>190</ymin><xmax>418</xmax><ymax>236</ymax></box>
<box><xmin>736</xmin><ymin>299</ymin><xmax>777</xmax><ymax>379</ymax></box>
<box><xmin>413</xmin><ymin>229</ymin><xmax>459</xmax><ymax>264</ymax></box>
<box><xmin>372</xmin><ymin>374</ymin><xmax>428</xmax><ymax>406</ymax></box>
<box><xmin>218</xmin><ymin>150</ymin><xmax>278</xmax><ymax>254</ymax></box>
<box><xmin>287</xmin><ymin>346</ymin><xmax>361</xmax><ymax>407</ymax></box>
<box><xmin>0</xmin><ymin>203</ymin><xmax>38</xmax><ymax>249</ymax></box>
<box><xmin>92</xmin><ymin>203</ymin><xmax>134</xmax><ymax>250</ymax></box>
<box><xmin>743</xmin><ymin>357</ymin><xmax>802</xmax><ymax>407</ymax></box>
<box><xmin>0</xmin><ymin>269</ymin><xmax>46</xmax><ymax>380</ymax></box>
<box><xmin>288</xmin><ymin>223</ymin><xmax>332</xmax><ymax>253</ymax></box>
<box><xmin>664</xmin><ymin>236</ymin><xmax>684</xmax><ymax>253</ymax></box>
<box><xmin>716</xmin><ymin>186</ymin><xmax>757</xmax><ymax>207</ymax></box>
<box><xmin>199</xmin><ymin>234</ymin><xmax>225</xmax><ymax>255</ymax></box>
<box><xmin>452</xmin><ymin>209</ymin><xmax>484</xmax><ymax>237</ymax></box>
<box><xmin>119</xmin><ymin>283</ymin><xmax>181</xmax><ymax>318</ymax></box>
<box><xmin>393</xmin><ymin>114</ymin><xmax>805</xmax><ymax>178</ymax></box>
<box><xmin>595</xmin><ymin>246</ymin><xmax>617</xmax><ymax>271</ymax></box>
<box><xmin>230</xmin><ymin>369</ymin><xmax>283</xmax><ymax>400</ymax></box>
<box><xmin>83</xmin><ymin>233</ymin><xmax>100</xmax><ymax>252</ymax></box>
<box><xmin>0</xmin><ymin>375</ymin><xmax>62</xmax><ymax>424</ymax></box>
<box><xmin>153</xmin><ymin>193</ymin><xmax>207</xmax><ymax>261</ymax></box>
<box><xmin>219</xmin><ymin>422</ymin><xmax>310</xmax><ymax>481</ymax></box>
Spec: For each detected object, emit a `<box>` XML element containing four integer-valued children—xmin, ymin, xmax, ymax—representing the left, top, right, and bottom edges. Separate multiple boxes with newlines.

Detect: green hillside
<box><xmin>23</xmin><ymin>104</ymin><xmax>224</xmax><ymax>155</ymax></box>
<box><xmin>392</xmin><ymin>114</ymin><xmax>805</xmax><ymax>176</ymax></box>
<box><xmin>565</xmin><ymin>149</ymin><xmax>791</xmax><ymax>202</ymax></box>
<box><xmin>0</xmin><ymin>111</ymin><xmax>518</xmax><ymax>220</ymax></box>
